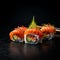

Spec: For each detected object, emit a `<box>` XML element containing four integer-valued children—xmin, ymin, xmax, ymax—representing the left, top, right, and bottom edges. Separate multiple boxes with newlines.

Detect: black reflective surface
<box><xmin>0</xmin><ymin>35</ymin><xmax>60</xmax><ymax>60</ymax></box>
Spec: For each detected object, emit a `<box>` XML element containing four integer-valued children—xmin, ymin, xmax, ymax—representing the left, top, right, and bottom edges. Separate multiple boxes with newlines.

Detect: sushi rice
<box><xmin>11</xmin><ymin>35</ymin><xmax>24</xmax><ymax>42</ymax></box>
<box><xmin>24</xmin><ymin>34</ymin><xmax>40</xmax><ymax>44</ymax></box>
<box><xmin>41</xmin><ymin>33</ymin><xmax>55</xmax><ymax>42</ymax></box>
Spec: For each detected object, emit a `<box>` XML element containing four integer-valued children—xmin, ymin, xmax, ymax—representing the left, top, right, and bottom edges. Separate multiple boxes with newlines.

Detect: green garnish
<box><xmin>13</xmin><ymin>35</ymin><xmax>18</xmax><ymax>41</ymax></box>
<box><xmin>29</xmin><ymin>16</ymin><xmax>37</xmax><ymax>29</ymax></box>
<box><xmin>26</xmin><ymin>37</ymin><xmax>32</xmax><ymax>42</ymax></box>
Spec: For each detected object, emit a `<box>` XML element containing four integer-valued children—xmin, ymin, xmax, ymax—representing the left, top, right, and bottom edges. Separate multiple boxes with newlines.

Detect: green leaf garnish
<box><xmin>29</xmin><ymin>16</ymin><xmax>37</xmax><ymax>29</ymax></box>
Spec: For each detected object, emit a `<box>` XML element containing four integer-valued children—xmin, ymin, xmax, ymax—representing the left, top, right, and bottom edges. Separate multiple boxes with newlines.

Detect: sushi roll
<box><xmin>24</xmin><ymin>28</ymin><xmax>43</xmax><ymax>44</ymax></box>
<box><xmin>9</xmin><ymin>26</ymin><xmax>27</xmax><ymax>42</ymax></box>
<box><xmin>40</xmin><ymin>24</ymin><xmax>56</xmax><ymax>40</ymax></box>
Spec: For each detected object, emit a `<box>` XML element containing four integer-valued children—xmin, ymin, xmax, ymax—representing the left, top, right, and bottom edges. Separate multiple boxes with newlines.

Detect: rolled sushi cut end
<box><xmin>39</xmin><ymin>24</ymin><xmax>56</xmax><ymax>41</ymax></box>
<box><xmin>24</xmin><ymin>34</ymin><xmax>40</xmax><ymax>44</ymax></box>
<box><xmin>46</xmin><ymin>33</ymin><xmax>55</xmax><ymax>40</ymax></box>
<box><xmin>42</xmin><ymin>33</ymin><xmax>55</xmax><ymax>41</ymax></box>
<box><xmin>11</xmin><ymin>35</ymin><xmax>24</xmax><ymax>42</ymax></box>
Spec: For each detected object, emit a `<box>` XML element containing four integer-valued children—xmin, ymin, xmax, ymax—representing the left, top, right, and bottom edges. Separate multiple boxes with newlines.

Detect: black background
<box><xmin>0</xmin><ymin>1</ymin><xmax>60</xmax><ymax>60</ymax></box>
<box><xmin>0</xmin><ymin>1</ymin><xmax>60</xmax><ymax>40</ymax></box>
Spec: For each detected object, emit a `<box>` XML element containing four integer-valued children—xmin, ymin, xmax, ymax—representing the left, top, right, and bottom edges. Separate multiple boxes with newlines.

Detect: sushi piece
<box><xmin>24</xmin><ymin>28</ymin><xmax>43</xmax><ymax>44</ymax></box>
<box><xmin>9</xmin><ymin>26</ymin><xmax>27</xmax><ymax>42</ymax></box>
<box><xmin>40</xmin><ymin>24</ymin><xmax>56</xmax><ymax>40</ymax></box>
<box><xmin>24</xmin><ymin>16</ymin><xmax>43</xmax><ymax>44</ymax></box>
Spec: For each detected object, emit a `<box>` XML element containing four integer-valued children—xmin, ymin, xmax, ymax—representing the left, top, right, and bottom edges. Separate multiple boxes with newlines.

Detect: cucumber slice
<box><xmin>26</xmin><ymin>37</ymin><xmax>32</xmax><ymax>42</ymax></box>
<box><xmin>13</xmin><ymin>35</ymin><xmax>18</xmax><ymax>41</ymax></box>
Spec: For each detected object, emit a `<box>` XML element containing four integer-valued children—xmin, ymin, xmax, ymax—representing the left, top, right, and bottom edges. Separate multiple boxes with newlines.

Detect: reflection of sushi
<box><xmin>9</xmin><ymin>26</ymin><xmax>27</xmax><ymax>42</ymax></box>
<box><xmin>24</xmin><ymin>29</ymin><xmax>43</xmax><ymax>44</ymax></box>
<box><xmin>40</xmin><ymin>24</ymin><xmax>56</xmax><ymax>40</ymax></box>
